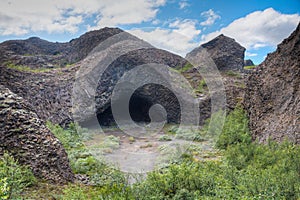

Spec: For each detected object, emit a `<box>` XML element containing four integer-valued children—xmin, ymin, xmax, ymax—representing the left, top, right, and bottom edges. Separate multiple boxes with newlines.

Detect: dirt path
<box><xmin>83</xmin><ymin>127</ymin><xmax>221</xmax><ymax>173</ymax></box>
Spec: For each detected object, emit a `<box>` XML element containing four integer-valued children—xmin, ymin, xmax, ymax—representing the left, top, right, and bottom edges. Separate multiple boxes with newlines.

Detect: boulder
<box><xmin>0</xmin><ymin>85</ymin><xmax>74</xmax><ymax>183</ymax></box>
<box><xmin>244</xmin><ymin>23</ymin><xmax>300</xmax><ymax>143</ymax></box>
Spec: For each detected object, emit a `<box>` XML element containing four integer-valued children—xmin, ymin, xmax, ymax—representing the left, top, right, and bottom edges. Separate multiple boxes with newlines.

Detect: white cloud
<box><xmin>89</xmin><ymin>0</ymin><xmax>166</xmax><ymax>29</ymax></box>
<box><xmin>201</xmin><ymin>8</ymin><xmax>300</xmax><ymax>50</ymax></box>
<box><xmin>169</xmin><ymin>19</ymin><xmax>201</xmax><ymax>40</ymax></box>
<box><xmin>200</xmin><ymin>9</ymin><xmax>220</xmax><ymax>26</ymax></box>
<box><xmin>179</xmin><ymin>1</ymin><xmax>189</xmax><ymax>10</ymax></box>
<box><xmin>245</xmin><ymin>52</ymin><xmax>258</xmax><ymax>57</ymax></box>
<box><xmin>151</xmin><ymin>19</ymin><xmax>161</xmax><ymax>25</ymax></box>
<box><xmin>129</xmin><ymin>19</ymin><xmax>201</xmax><ymax>56</ymax></box>
<box><xmin>0</xmin><ymin>0</ymin><xmax>166</xmax><ymax>35</ymax></box>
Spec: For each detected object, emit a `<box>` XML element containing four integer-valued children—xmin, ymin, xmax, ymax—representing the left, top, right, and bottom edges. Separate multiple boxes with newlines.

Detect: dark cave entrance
<box><xmin>129</xmin><ymin>94</ymin><xmax>152</xmax><ymax>123</ymax></box>
<box><xmin>97</xmin><ymin>94</ymin><xmax>154</xmax><ymax>126</ymax></box>
<box><xmin>96</xmin><ymin>84</ymin><xmax>181</xmax><ymax>127</ymax></box>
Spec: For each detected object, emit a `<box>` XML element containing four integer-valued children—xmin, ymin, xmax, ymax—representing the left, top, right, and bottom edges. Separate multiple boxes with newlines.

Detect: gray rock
<box><xmin>186</xmin><ymin>34</ymin><xmax>246</xmax><ymax>72</ymax></box>
<box><xmin>0</xmin><ymin>85</ymin><xmax>74</xmax><ymax>183</ymax></box>
<box><xmin>244</xmin><ymin>23</ymin><xmax>300</xmax><ymax>144</ymax></box>
<box><xmin>244</xmin><ymin>59</ymin><xmax>254</xmax><ymax>66</ymax></box>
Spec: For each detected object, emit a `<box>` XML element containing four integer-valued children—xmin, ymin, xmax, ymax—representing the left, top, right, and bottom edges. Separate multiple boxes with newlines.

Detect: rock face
<box><xmin>0</xmin><ymin>85</ymin><xmax>74</xmax><ymax>183</ymax></box>
<box><xmin>244</xmin><ymin>59</ymin><xmax>254</xmax><ymax>66</ymax></box>
<box><xmin>0</xmin><ymin>29</ymin><xmax>188</xmax><ymax>127</ymax></box>
<box><xmin>72</xmin><ymin>31</ymin><xmax>188</xmax><ymax>125</ymax></box>
<box><xmin>244</xmin><ymin>23</ymin><xmax>300</xmax><ymax>144</ymax></box>
<box><xmin>0</xmin><ymin>65</ymin><xmax>77</xmax><ymax>127</ymax></box>
<box><xmin>186</xmin><ymin>34</ymin><xmax>245</xmax><ymax>71</ymax></box>
<box><xmin>0</xmin><ymin>27</ymin><xmax>123</xmax><ymax>69</ymax></box>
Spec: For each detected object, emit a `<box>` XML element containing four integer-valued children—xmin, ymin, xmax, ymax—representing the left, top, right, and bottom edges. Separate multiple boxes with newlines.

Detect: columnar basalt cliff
<box><xmin>186</xmin><ymin>34</ymin><xmax>247</xmax><ymax>118</ymax></box>
<box><xmin>244</xmin><ymin>23</ymin><xmax>300</xmax><ymax>144</ymax></box>
<box><xmin>186</xmin><ymin>34</ymin><xmax>246</xmax><ymax>71</ymax></box>
<box><xmin>0</xmin><ymin>85</ymin><xmax>74</xmax><ymax>183</ymax></box>
<box><xmin>0</xmin><ymin>29</ymin><xmax>188</xmax><ymax>127</ymax></box>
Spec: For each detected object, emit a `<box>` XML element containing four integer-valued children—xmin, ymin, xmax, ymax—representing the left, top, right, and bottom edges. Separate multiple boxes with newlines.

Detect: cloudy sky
<box><xmin>0</xmin><ymin>0</ymin><xmax>299</xmax><ymax>64</ymax></box>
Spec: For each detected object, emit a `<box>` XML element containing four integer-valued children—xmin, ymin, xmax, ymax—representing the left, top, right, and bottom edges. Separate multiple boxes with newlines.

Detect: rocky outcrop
<box><xmin>244</xmin><ymin>23</ymin><xmax>300</xmax><ymax>144</ymax></box>
<box><xmin>0</xmin><ymin>65</ymin><xmax>77</xmax><ymax>127</ymax></box>
<box><xmin>186</xmin><ymin>34</ymin><xmax>245</xmax><ymax>71</ymax></box>
<box><xmin>244</xmin><ymin>59</ymin><xmax>254</xmax><ymax>66</ymax></box>
<box><xmin>0</xmin><ymin>27</ymin><xmax>123</xmax><ymax>69</ymax></box>
<box><xmin>0</xmin><ymin>29</ymin><xmax>188</xmax><ymax>127</ymax></box>
<box><xmin>73</xmin><ymin>31</ymin><xmax>188</xmax><ymax>125</ymax></box>
<box><xmin>0</xmin><ymin>85</ymin><xmax>74</xmax><ymax>183</ymax></box>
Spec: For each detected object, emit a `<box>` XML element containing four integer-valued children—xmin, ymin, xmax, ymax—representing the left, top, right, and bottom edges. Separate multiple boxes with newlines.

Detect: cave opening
<box><xmin>96</xmin><ymin>84</ymin><xmax>181</xmax><ymax>127</ymax></box>
<box><xmin>97</xmin><ymin>94</ymin><xmax>154</xmax><ymax>126</ymax></box>
<box><xmin>129</xmin><ymin>94</ymin><xmax>152</xmax><ymax>123</ymax></box>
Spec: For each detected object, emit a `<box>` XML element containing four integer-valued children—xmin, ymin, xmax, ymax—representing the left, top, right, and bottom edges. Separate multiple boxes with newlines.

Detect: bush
<box><xmin>47</xmin><ymin>122</ymin><xmax>126</xmax><ymax>187</ymax></box>
<box><xmin>44</xmin><ymin>113</ymin><xmax>300</xmax><ymax>200</ymax></box>
<box><xmin>168</xmin><ymin>126</ymin><xmax>204</xmax><ymax>141</ymax></box>
<box><xmin>215</xmin><ymin>106</ymin><xmax>251</xmax><ymax>149</ymax></box>
<box><xmin>131</xmin><ymin>141</ymin><xmax>300</xmax><ymax>199</ymax></box>
<box><xmin>0</xmin><ymin>153</ymin><xmax>36</xmax><ymax>199</ymax></box>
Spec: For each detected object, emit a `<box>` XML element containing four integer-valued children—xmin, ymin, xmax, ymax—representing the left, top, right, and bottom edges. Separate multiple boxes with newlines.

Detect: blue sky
<box><xmin>0</xmin><ymin>0</ymin><xmax>299</xmax><ymax>64</ymax></box>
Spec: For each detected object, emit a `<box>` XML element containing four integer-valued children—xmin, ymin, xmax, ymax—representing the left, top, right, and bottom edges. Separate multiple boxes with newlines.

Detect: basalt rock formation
<box><xmin>0</xmin><ymin>27</ymin><xmax>123</xmax><ymax>69</ymax></box>
<box><xmin>186</xmin><ymin>34</ymin><xmax>246</xmax><ymax>71</ymax></box>
<box><xmin>244</xmin><ymin>23</ymin><xmax>300</xmax><ymax>144</ymax></box>
<box><xmin>0</xmin><ymin>85</ymin><xmax>74</xmax><ymax>183</ymax></box>
<box><xmin>0</xmin><ymin>29</ymin><xmax>189</xmax><ymax>127</ymax></box>
<box><xmin>244</xmin><ymin>59</ymin><xmax>254</xmax><ymax>66</ymax></box>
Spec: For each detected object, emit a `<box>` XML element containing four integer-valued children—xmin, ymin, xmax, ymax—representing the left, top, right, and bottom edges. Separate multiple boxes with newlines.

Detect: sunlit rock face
<box><xmin>244</xmin><ymin>23</ymin><xmax>300</xmax><ymax>144</ymax></box>
<box><xmin>186</xmin><ymin>34</ymin><xmax>246</xmax><ymax>72</ymax></box>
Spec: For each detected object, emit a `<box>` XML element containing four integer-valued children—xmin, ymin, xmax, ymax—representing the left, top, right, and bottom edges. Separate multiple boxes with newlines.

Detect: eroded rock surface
<box><xmin>244</xmin><ymin>59</ymin><xmax>254</xmax><ymax>66</ymax></box>
<box><xmin>186</xmin><ymin>34</ymin><xmax>245</xmax><ymax>72</ymax></box>
<box><xmin>0</xmin><ymin>85</ymin><xmax>74</xmax><ymax>183</ymax></box>
<box><xmin>244</xmin><ymin>23</ymin><xmax>300</xmax><ymax>143</ymax></box>
<box><xmin>0</xmin><ymin>27</ymin><xmax>123</xmax><ymax>69</ymax></box>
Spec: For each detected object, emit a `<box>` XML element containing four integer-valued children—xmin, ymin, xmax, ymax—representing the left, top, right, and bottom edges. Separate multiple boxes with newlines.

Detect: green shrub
<box><xmin>0</xmin><ymin>153</ymin><xmax>36</xmax><ymax>199</ymax></box>
<box><xmin>44</xmin><ymin>115</ymin><xmax>300</xmax><ymax>200</ymax></box>
<box><xmin>215</xmin><ymin>106</ymin><xmax>251</xmax><ymax>149</ymax></box>
<box><xmin>158</xmin><ymin>135</ymin><xmax>172</xmax><ymax>141</ymax></box>
<box><xmin>168</xmin><ymin>126</ymin><xmax>204</xmax><ymax>141</ymax></box>
<box><xmin>132</xmin><ymin>140</ymin><xmax>300</xmax><ymax>199</ymax></box>
<box><xmin>47</xmin><ymin>122</ymin><xmax>126</xmax><ymax>187</ymax></box>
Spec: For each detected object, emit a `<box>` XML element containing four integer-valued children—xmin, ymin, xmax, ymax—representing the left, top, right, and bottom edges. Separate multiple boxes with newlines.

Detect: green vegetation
<box><xmin>2</xmin><ymin>107</ymin><xmax>298</xmax><ymax>199</ymax></box>
<box><xmin>195</xmin><ymin>79</ymin><xmax>207</xmax><ymax>94</ymax></box>
<box><xmin>244</xmin><ymin>65</ymin><xmax>256</xmax><ymax>70</ymax></box>
<box><xmin>0</xmin><ymin>153</ymin><xmax>36</xmax><ymax>199</ymax></box>
<box><xmin>177</xmin><ymin>63</ymin><xmax>194</xmax><ymax>73</ymax></box>
<box><xmin>225</xmin><ymin>70</ymin><xmax>242</xmax><ymax>78</ymax></box>
<box><xmin>4</xmin><ymin>61</ymin><xmax>74</xmax><ymax>73</ymax></box>
<box><xmin>158</xmin><ymin>135</ymin><xmax>172</xmax><ymax>141</ymax></box>
<box><xmin>133</xmin><ymin>107</ymin><xmax>300</xmax><ymax>199</ymax></box>
<box><xmin>5</xmin><ymin>62</ymin><xmax>52</xmax><ymax>73</ymax></box>
<box><xmin>215</xmin><ymin>106</ymin><xmax>252</xmax><ymax>149</ymax></box>
<box><xmin>46</xmin><ymin>122</ymin><xmax>125</xmax><ymax>186</ymax></box>
<box><xmin>168</xmin><ymin>125</ymin><xmax>204</xmax><ymax>141</ymax></box>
